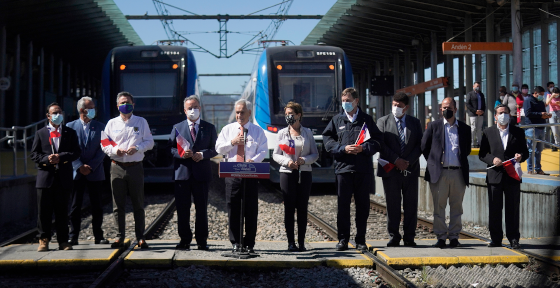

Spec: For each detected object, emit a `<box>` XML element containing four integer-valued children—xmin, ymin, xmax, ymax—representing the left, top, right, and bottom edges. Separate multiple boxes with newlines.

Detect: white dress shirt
<box><xmin>443</xmin><ymin>118</ymin><xmax>461</xmax><ymax>167</ymax></box>
<box><xmin>187</xmin><ymin>118</ymin><xmax>200</xmax><ymax>138</ymax></box>
<box><xmin>215</xmin><ymin>121</ymin><xmax>268</xmax><ymax>162</ymax></box>
<box><xmin>101</xmin><ymin>114</ymin><xmax>154</xmax><ymax>162</ymax></box>
<box><xmin>345</xmin><ymin>108</ymin><xmax>359</xmax><ymax>122</ymax></box>
<box><xmin>47</xmin><ymin>123</ymin><xmax>61</xmax><ymax>152</ymax></box>
<box><xmin>498</xmin><ymin>124</ymin><xmax>509</xmax><ymax>150</ymax></box>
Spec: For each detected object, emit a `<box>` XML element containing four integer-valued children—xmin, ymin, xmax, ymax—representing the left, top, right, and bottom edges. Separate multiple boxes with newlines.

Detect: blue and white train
<box><xmin>229</xmin><ymin>45</ymin><xmax>353</xmax><ymax>183</ymax></box>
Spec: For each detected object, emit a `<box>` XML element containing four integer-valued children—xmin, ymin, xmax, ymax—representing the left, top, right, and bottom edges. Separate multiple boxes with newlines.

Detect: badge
<box><xmin>134</xmin><ymin>127</ymin><xmax>139</xmax><ymax>132</ymax></box>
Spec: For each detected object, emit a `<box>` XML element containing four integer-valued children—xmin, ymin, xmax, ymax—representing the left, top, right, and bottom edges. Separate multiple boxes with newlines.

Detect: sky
<box><xmin>114</xmin><ymin>0</ymin><xmax>337</xmax><ymax>94</ymax></box>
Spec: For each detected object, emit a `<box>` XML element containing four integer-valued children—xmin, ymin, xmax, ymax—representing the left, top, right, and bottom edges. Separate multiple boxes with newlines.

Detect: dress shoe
<box><xmin>487</xmin><ymin>241</ymin><xmax>502</xmax><ymax>247</ymax></box>
<box><xmin>553</xmin><ymin>147</ymin><xmax>558</xmax><ymax>152</ymax></box>
<box><xmin>38</xmin><ymin>238</ymin><xmax>49</xmax><ymax>252</ymax></box>
<box><xmin>403</xmin><ymin>241</ymin><xmax>417</xmax><ymax>247</ymax></box>
<box><xmin>138</xmin><ymin>239</ymin><xmax>149</xmax><ymax>249</ymax></box>
<box><xmin>111</xmin><ymin>239</ymin><xmax>125</xmax><ymax>248</ymax></box>
<box><xmin>197</xmin><ymin>244</ymin><xmax>209</xmax><ymax>251</ymax></box>
<box><xmin>537</xmin><ymin>170</ymin><xmax>550</xmax><ymax>175</ymax></box>
<box><xmin>510</xmin><ymin>239</ymin><xmax>521</xmax><ymax>249</ymax></box>
<box><xmin>246</xmin><ymin>246</ymin><xmax>255</xmax><ymax>254</ymax></box>
<box><xmin>336</xmin><ymin>240</ymin><xmax>348</xmax><ymax>251</ymax></box>
<box><xmin>288</xmin><ymin>242</ymin><xmax>299</xmax><ymax>252</ymax></box>
<box><xmin>232</xmin><ymin>243</ymin><xmax>241</xmax><ymax>253</ymax></box>
<box><xmin>68</xmin><ymin>239</ymin><xmax>79</xmax><ymax>246</ymax></box>
<box><xmin>386</xmin><ymin>239</ymin><xmax>401</xmax><ymax>247</ymax></box>
<box><xmin>433</xmin><ymin>239</ymin><xmax>446</xmax><ymax>248</ymax></box>
<box><xmin>59</xmin><ymin>243</ymin><xmax>73</xmax><ymax>250</ymax></box>
<box><xmin>449</xmin><ymin>239</ymin><xmax>461</xmax><ymax>248</ymax></box>
<box><xmin>355</xmin><ymin>243</ymin><xmax>368</xmax><ymax>250</ymax></box>
<box><xmin>298</xmin><ymin>243</ymin><xmax>307</xmax><ymax>252</ymax></box>
<box><xmin>95</xmin><ymin>239</ymin><xmax>109</xmax><ymax>245</ymax></box>
<box><xmin>176</xmin><ymin>242</ymin><xmax>190</xmax><ymax>250</ymax></box>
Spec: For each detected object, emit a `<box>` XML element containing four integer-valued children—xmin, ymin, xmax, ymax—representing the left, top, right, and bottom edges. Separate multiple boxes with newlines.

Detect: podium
<box><xmin>219</xmin><ymin>162</ymin><xmax>270</xmax><ymax>259</ymax></box>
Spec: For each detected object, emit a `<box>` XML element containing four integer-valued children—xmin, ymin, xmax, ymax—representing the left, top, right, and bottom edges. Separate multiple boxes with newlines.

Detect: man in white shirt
<box><xmin>215</xmin><ymin>99</ymin><xmax>267</xmax><ymax>253</ymax></box>
<box><xmin>102</xmin><ymin>92</ymin><xmax>154</xmax><ymax>249</ymax></box>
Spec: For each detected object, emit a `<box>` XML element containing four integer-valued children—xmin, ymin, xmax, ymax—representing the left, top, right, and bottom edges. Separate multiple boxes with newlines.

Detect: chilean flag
<box><xmin>175</xmin><ymin>127</ymin><xmax>190</xmax><ymax>157</ymax></box>
<box><xmin>48</xmin><ymin>127</ymin><xmax>60</xmax><ymax>145</ymax></box>
<box><xmin>279</xmin><ymin>139</ymin><xmax>296</xmax><ymax>155</ymax></box>
<box><xmin>503</xmin><ymin>158</ymin><xmax>523</xmax><ymax>181</ymax></box>
<box><xmin>355</xmin><ymin>123</ymin><xmax>371</xmax><ymax>145</ymax></box>
<box><xmin>100</xmin><ymin>131</ymin><xmax>117</xmax><ymax>147</ymax></box>
<box><xmin>378</xmin><ymin>158</ymin><xmax>396</xmax><ymax>173</ymax></box>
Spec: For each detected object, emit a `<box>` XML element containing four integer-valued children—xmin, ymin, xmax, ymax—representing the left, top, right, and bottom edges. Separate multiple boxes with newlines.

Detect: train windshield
<box><xmin>117</xmin><ymin>62</ymin><xmax>179</xmax><ymax>112</ymax></box>
<box><xmin>274</xmin><ymin>62</ymin><xmax>337</xmax><ymax>116</ymax></box>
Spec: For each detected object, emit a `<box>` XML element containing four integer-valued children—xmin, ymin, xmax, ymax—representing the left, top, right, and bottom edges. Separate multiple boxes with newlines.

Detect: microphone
<box><xmin>243</xmin><ymin>128</ymin><xmax>248</xmax><ymax>162</ymax></box>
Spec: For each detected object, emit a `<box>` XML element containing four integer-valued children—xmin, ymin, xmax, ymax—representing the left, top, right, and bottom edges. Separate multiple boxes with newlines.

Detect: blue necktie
<box><xmin>397</xmin><ymin>119</ymin><xmax>405</xmax><ymax>154</ymax></box>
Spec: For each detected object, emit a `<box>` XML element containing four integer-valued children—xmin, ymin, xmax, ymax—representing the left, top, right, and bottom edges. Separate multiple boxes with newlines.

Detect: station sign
<box><xmin>219</xmin><ymin>162</ymin><xmax>270</xmax><ymax>179</ymax></box>
<box><xmin>396</xmin><ymin>77</ymin><xmax>449</xmax><ymax>96</ymax></box>
<box><xmin>442</xmin><ymin>42</ymin><xmax>513</xmax><ymax>55</ymax></box>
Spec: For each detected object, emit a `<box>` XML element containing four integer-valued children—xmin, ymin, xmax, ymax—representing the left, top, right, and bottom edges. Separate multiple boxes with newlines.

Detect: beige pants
<box><xmin>429</xmin><ymin>169</ymin><xmax>466</xmax><ymax>240</ymax></box>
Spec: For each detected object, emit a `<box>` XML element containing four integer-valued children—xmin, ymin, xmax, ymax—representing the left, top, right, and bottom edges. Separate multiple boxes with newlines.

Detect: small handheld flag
<box><xmin>100</xmin><ymin>131</ymin><xmax>117</xmax><ymax>147</ymax></box>
<box><xmin>355</xmin><ymin>123</ymin><xmax>371</xmax><ymax>145</ymax></box>
<box><xmin>48</xmin><ymin>127</ymin><xmax>60</xmax><ymax>145</ymax></box>
<box><xmin>378</xmin><ymin>158</ymin><xmax>396</xmax><ymax>173</ymax></box>
<box><xmin>279</xmin><ymin>139</ymin><xmax>296</xmax><ymax>155</ymax></box>
<box><xmin>175</xmin><ymin>128</ymin><xmax>190</xmax><ymax>157</ymax></box>
<box><xmin>503</xmin><ymin>158</ymin><xmax>523</xmax><ymax>181</ymax></box>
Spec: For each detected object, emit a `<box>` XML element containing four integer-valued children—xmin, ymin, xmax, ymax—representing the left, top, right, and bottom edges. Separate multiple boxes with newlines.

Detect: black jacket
<box><xmin>322</xmin><ymin>108</ymin><xmax>383</xmax><ymax>174</ymax></box>
<box><xmin>466</xmin><ymin>90</ymin><xmax>486</xmax><ymax>117</ymax></box>
<box><xmin>31</xmin><ymin>125</ymin><xmax>81</xmax><ymax>188</ymax></box>
<box><xmin>421</xmin><ymin>119</ymin><xmax>471</xmax><ymax>186</ymax></box>
<box><xmin>479</xmin><ymin>125</ymin><xmax>529</xmax><ymax>184</ymax></box>
<box><xmin>523</xmin><ymin>95</ymin><xmax>547</xmax><ymax>125</ymax></box>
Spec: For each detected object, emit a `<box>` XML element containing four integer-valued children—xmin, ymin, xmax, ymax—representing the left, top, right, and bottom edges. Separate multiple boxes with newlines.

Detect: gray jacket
<box><xmin>272</xmin><ymin>126</ymin><xmax>319</xmax><ymax>173</ymax></box>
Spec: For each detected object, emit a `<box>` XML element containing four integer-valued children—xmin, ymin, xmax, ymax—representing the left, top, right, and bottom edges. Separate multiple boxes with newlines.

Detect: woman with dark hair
<box><xmin>546</xmin><ymin>87</ymin><xmax>560</xmax><ymax>150</ymax></box>
<box><xmin>272</xmin><ymin>101</ymin><xmax>318</xmax><ymax>252</ymax></box>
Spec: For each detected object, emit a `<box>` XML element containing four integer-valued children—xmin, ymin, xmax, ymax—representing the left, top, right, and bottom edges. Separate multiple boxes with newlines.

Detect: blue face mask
<box><xmin>118</xmin><ymin>103</ymin><xmax>133</xmax><ymax>114</ymax></box>
<box><xmin>86</xmin><ymin>108</ymin><xmax>96</xmax><ymax>119</ymax></box>
<box><xmin>51</xmin><ymin>113</ymin><xmax>63</xmax><ymax>125</ymax></box>
<box><xmin>538</xmin><ymin>95</ymin><xmax>544</xmax><ymax>102</ymax></box>
<box><xmin>342</xmin><ymin>100</ymin><xmax>355</xmax><ymax>112</ymax></box>
<box><xmin>512</xmin><ymin>86</ymin><xmax>519</xmax><ymax>92</ymax></box>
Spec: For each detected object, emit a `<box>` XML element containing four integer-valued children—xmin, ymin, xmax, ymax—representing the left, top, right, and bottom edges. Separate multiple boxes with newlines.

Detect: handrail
<box><xmin>0</xmin><ymin>119</ymin><xmax>47</xmax><ymax>177</ymax></box>
<box><xmin>517</xmin><ymin>122</ymin><xmax>560</xmax><ymax>174</ymax></box>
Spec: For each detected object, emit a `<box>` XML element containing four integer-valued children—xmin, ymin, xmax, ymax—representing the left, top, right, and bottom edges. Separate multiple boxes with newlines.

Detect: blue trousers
<box><xmin>525</xmin><ymin>128</ymin><xmax>544</xmax><ymax>171</ymax></box>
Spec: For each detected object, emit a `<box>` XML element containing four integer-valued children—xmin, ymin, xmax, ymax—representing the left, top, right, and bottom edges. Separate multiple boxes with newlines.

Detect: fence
<box><xmin>0</xmin><ymin>120</ymin><xmax>46</xmax><ymax>177</ymax></box>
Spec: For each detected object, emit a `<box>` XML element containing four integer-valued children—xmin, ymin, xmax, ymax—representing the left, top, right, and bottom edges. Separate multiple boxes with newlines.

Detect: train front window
<box><xmin>274</xmin><ymin>62</ymin><xmax>337</xmax><ymax>115</ymax></box>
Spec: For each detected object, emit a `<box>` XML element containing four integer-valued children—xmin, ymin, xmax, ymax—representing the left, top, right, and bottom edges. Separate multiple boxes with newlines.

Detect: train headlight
<box><xmin>329</xmin><ymin>65</ymin><xmax>334</xmax><ymax>70</ymax></box>
<box><xmin>172</xmin><ymin>64</ymin><xmax>178</xmax><ymax>69</ymax></box>
<box><xmin>276</xmin><ymin>65</ymin><xmax>282</xmax><ymax>70</ymax></box>
<box><xmin>120</xmin><ymin>64</ymin><xmax>126</xmax><ymax>70</ymax></box>
<box><xmin>267</xmin><ymin>125</ymin><xmax>278</xmax><ymax>133</ymax></box>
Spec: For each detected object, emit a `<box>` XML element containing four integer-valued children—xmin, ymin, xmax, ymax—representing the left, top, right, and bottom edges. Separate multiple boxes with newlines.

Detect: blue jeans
<box><xmin>525</xmin><ymin>128</ymin><xmax>544</xmax><ymax>171</ymax></box>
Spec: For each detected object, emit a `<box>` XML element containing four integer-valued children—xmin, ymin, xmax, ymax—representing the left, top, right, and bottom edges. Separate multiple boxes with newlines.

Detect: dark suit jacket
<box><xmin>479</xmin><ymin>125</ymin><xmax>529</xmax><ymax>184</ymax></box>
<box><xmin>421</xmin><ymin>119</ymin><xmax>471</xmax><ymax>186</ymax></box>
<box><xmin>169</xmin><ymin>119</ymin><xmax>218</xmax><ymax>182</ymax></box>
<box><xmin>376</xmin><ymin>114</ymin><xmax>423</xmax><ymax>177</ymax></box>
<box><xmin>66</xmin><ymin>119</ymin><xmax>106</xmax><ymax>181</ymax></box>
<box><xmin>466</xmin><ymin>90</ymin><xmax>486</xmax><ymax>117</ymax></box>
<box><xmin>31</xmin><ymin>125</ymin><xmax>81</xmax><ymax>189</ymax></box>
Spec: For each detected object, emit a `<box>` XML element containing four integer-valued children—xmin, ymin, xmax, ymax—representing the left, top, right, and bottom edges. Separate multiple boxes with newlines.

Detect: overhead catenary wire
<box><xmin>445</xmin><ymin>1</ymin><xmax>508</xmax><ymax>43</ymax></box>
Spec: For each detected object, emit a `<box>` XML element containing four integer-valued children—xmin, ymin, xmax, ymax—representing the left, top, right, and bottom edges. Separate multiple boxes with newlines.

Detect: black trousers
<box><xmin>175</xmin><ymin>179</ymin><xmax>209</xmax><ymax>245</ymax></box>
<box><xmin>488</xmin><ymin>179</ymin><xmax>521</xmax><ymax>243</ymax></box>
<box><xmin>381</xmin><ymin>172</ymin><xmax>418</xmax><ymax>242</ymax></box>
<box><xmin>336</xmin><ymin>172</ymin><xmax>371</xmax><ymax>244</ymax></box>
<box><xmin>279</xmin><ymin>171</ymin><xmax>312</xmax><ymax>244</ymax></box>
<box><xmin>69</xmin><ymin>178</ymin><xmax>104</xmax><ymax>241</ymax></box>
<box><xmin>225</xmin><ymin>178</ymin><xmax>258</xmax><ymax>247</ymax></box>
<box><xmin>37</xmin><ymin>175</ymin><xmax>71</xmax><ymax>243</ymax></box>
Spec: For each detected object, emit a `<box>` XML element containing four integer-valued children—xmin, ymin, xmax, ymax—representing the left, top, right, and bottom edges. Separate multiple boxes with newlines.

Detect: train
<box><xmin>100</xmin><ymin>45</ymin><xmax>199</xmax><ymax>182</ymax></box>
<box><xmin>229</xmin><ymin>45</ymin><xmax>353</xmax><ymax>183</ymax></box>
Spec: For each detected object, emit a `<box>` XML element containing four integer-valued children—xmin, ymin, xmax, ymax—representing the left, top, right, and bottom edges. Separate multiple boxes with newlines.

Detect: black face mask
<box><xmin>285</xmin><ymin>114</ymin><xmax>297</xmax><ymax>125</ymax></box>
<box><xmin>443</xmin><ymin>109</ymin><xmax>454</xmax><ymax>120</ymax></box>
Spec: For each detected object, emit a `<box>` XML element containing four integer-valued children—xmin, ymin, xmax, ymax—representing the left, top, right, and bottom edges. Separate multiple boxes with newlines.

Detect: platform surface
<box><xmin>519</xmin><ymin>237</ymin><xmax>560</xmax><ymax>261</ymax></box>
<box><xmin>367</xmin><ymin>239</ymin><xmax>529</xmax><ymax>267</ymax></box>
<box><xmin>0</xmin><ymin>239</ymin><xmax>130</xmax><ymax>270</ymax></box>
<box><xmin>125</xmin><ymin>240</ymin><xmax>373</xmax><ymax>269</ymax></box>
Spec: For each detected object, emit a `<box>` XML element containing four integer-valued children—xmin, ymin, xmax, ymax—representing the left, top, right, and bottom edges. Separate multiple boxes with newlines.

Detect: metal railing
<box><xmin>517</xmin><ymin>123</ymin><xmax>560</xmax><ymax>175</ymax></box>
<box><xmin>0</xmin><ymin>120</ymin><xmax>47</xmax><ymax>177</ymax></box>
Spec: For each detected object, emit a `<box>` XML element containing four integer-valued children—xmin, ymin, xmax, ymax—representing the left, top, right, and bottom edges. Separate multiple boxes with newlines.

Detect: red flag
<box><xmin>278</xmin><ymin>139</ymin><xmax>296</xmax><ymax>155</ymax></box>
<box><xmin>378</xmin><ymin>158</ymin><xmax>395</xmax><ymax>173</ymax></box>
<box><xmin>100</xmin><ymin>131</ymin><xmax>117</xmax><ymax>147</ymax></box>
<box><xmin>175</xmin><ymin>128</ymin><xmax>190</xmax><ymax>157</ymax></box>
<box><xmin>48</xmin><ymin>127</ymin><xmax>60</xmax><ymax>145</ymax></box>
<box><xmin>356</xmin><ymin>123</ymin><xmax>371</xmax><ymax>145</ymax></box>
<box><xmin>503</xmin><ymin>158</ymin><xmax>522</xmax><ymax>181</ymax></box>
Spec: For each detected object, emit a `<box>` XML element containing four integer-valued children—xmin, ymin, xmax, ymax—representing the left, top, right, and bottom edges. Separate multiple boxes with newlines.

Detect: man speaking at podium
<box><xmin>216</xmin><ymin>99</ymin><xmax>268</xmax><ymax>253</ymax></box>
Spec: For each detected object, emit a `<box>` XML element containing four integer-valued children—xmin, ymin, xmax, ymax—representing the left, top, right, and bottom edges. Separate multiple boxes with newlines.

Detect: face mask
<box><xmin>86</xmin><ymin>108</ymin><xmax>96</xmax><ymax>119</ymax></box>
<box><xmin>51</xmin><ymin>113</ymin><xmax>63</xmax><ymax>125</ymax></box>
<box><xmin>443</xmin><ymin>109</ymin><xmax>454</xmax><ymax>120</ymax></box>
<box><xmin>285</xmin><ymin>114</ymin><xmax>297</xmax><ymax>125</ymax></box>
<box><xmin>500</xmin><ymin>95</ymin><xmax>504</xmax><ymax>101</ymax></box>
<box><xmin>512</xmin><ymin>86</ymin><xmax>519</xmax><ymax>92</ymax></box>
<box><xmin>550</xmin><ymin>87</ymin><xmax>554</xmax><ymax>93</ymax></box>
<box><xmin>474</xmin><ymin>87</ymin><xmax>480</xmax><ymax>91</ymax></box>
<box><xmin>392</xmin><ymin>106</ymin><xmax>404</xmax><ymax>118</ymax></box>
<box><xmin>522</xmin><ymin>88</ymin><xmax>529</xmax><ymax>94</ymax></box>
<box><xmin>118</xmin><ymin>103</ymin><xmax>134</xmax><ymax>114</ymax></box>
<box><xmin>187</xmin><ymin>108</ymin><xmax>200</xmax><ymax>121</ymax></box>
<box><xmin>497</xmin><ymin>113</ymin><xmax>510</xmax><ymax>125</ymax></box>
<box><xmin>342</xmin><ymin>100</ymin><xmax>355</xmax><ymax>112</ymax></box>
<box><xmin>554</xmin><ymin>94</ymin><xmax>560</xmax><ymax>99</ymax></box>
<box><xmin>538</xmin><ymin>95</ymin><xmax>544</xmax><ymax>101</ymax></box>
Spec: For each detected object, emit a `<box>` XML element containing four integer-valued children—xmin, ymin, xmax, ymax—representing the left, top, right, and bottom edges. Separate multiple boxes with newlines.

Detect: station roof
<box><xmin>0</xmin><ymin>0</ymin><xmax>144</xmax><ymax>71</ymax></box>
<box><xmin>302</xmin><ymin>0</ymin><xmax>557</xmax><ymax>73</ymax></box>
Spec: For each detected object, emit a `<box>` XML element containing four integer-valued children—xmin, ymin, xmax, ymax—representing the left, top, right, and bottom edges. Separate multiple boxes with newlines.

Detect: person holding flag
<box><xmin>479</xmin><ymin>104</ymin><xmax>528</xmax><ymax>249</ymax></box>
<box><xmin>376</xmin><ymin>92</ymin><xmax>423</xmax><ymax>247</ymax></box>
<box><xmin>272</xmin><ymin>102</ymin><xmax>318</xmax><ymax>252</ymax></box>
<box><xmin>322</xmin><ymin>88</ymin><xmax>383</xmax><ymax>251</ymax></box>
<box><xmin>169</xmin><ymin>95</ymin><xmax>217</xmax><ymax>251</ymax></box>
<box><xmin>31</xmin><ymin>102</ymin><xmax>81</xmax><ymax>252</ymax></box>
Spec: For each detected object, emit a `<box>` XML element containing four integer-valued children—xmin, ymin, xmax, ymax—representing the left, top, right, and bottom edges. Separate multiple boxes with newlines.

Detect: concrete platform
<box><xmin>367</xmin><ymin>239</ymin><xmax>528</xmax><ymax>268</ymax></box>
<box><xmin>519</xmin><ymin>237</ymin><xmax>560</xmax><ymax>261</ymax></box>
<box><xmin>125</xmin><ymin>240</ymin><xmax>373</xmax><ymax>269</ymax></box>
<box><xmin>0</xmin><ymin>239</ymin><xmax>130</xmax><ymax>270</ymax></box>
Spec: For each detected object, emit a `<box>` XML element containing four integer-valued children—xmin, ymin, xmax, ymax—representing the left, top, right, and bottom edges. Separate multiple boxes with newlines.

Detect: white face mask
<box><xmin>497</xmin><ymin>113</ymin><xmax>510</xmax><ymax>125</ymax></box>
<box><xmin>187</xmin><ymin>108</ymin><xmax>200</xmax><ymax>121</ymax></box>
<box><xmin>392</xmin><ymin>106</ymin><xmax>404</xmax><ymax>118</ymax></box>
